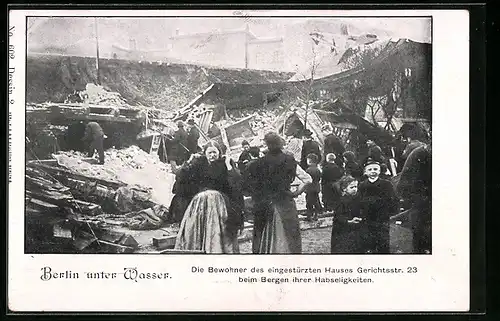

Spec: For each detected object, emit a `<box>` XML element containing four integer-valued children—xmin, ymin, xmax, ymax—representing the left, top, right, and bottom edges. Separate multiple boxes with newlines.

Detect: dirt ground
<box><xmin>238</xmin><ymin>223</ymin><xmax>413</xmax><ymax>254</ymax></box>
<box><xmin>239</xmin><ymin>227</ymin><xmax>333</xmax><ymax>254</ymax></box>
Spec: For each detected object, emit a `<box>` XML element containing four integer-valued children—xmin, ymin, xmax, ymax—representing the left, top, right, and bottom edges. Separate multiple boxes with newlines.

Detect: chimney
<box><xmin>129</xmin><ymin>39</ymin><xmax>137</xmax><ymax>50</ymax></box>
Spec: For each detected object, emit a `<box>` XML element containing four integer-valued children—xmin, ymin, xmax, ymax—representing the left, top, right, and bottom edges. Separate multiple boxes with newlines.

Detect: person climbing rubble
<box><xmin>82</xmin><ymin>121</ymin><xmax>106</xmax><ymax>165</ymax></box>
<box><xmin>186</xmin><ymin>118</ymin><xmax>201</xmax><ymax>157</ymax></box>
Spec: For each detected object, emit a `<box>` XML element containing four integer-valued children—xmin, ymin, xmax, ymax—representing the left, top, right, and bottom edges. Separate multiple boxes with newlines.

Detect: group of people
<box><xmin>277</xmin><ymin>124</ymin><xmax>402</xmax><ymax>254</ymax></box>
<box><xmin>81</xmin><ymin>119</ymin><xmax>430</xmax><ymax>255</ymax></box>
<box><xmin>166</xmin><ymin>119</ymin><xmax>201</xmax><ymax>167</ymax></box>
<box><xmin>172</xmin><ymin>119</ymin><xmax>431</xmax><ymax>255</ymax></box>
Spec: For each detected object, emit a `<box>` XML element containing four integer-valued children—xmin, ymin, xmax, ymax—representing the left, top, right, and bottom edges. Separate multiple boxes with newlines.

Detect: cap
<box><xmin>363</xmin><ymin>157</ymin><xmax>381</xmax><ymax>168</ymax></box>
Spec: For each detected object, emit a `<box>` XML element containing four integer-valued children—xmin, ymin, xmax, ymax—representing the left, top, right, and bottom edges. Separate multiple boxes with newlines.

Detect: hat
<box><xmin>363</xmin><ymin>157</ymin><xmax>381</xmax><ymax>168</ymax></box>
<box><xmin>303</xmin><ymin>129</ymin><xmax>313</xmax><ymax>137</ymax></box>
<box><xmin>187</xmin><ymin>119</ymin><xmax>195</xmax><ymax>125</ymax></box>
<box><xmin>321</xmin><ymin>123</ymin><xmax>333</xmax><ymax>132</ymax></box>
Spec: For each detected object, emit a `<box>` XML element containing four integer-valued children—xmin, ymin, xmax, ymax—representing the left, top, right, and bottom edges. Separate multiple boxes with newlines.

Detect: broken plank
<box><xmin>26</xmin><ymin>191</ymin><xmax>74</xmax><ymax>210</ymax></box>
<box><xmin>96</xmin><ymin>240</ymin><xmax>135</xmax><ymax>254</ymax></box>
<box><xmin>29</xmin><ymin>163</ymin><xmax>125</xmax><ymax>189</ymax></box>
<box><xmin>53</xmin><ymin>224</ymin><xmax>73</xmax><ymax>239</ymax></box>
<box><xmin>73</xmin><ymin>229</ymin><xmax>98</xmax><ymax>251</ymax></box>
<box><xmin>152</xmin><ymin>236</ymin><xmax>177</xmax><ymax>250</ymax></box>
<box><xmin>28</xmin><ymin>198</ymin><xmax>60</xmax><ymax>211</ymax></box>
<box><xmin>95</xmin><ymin>229</ymin><xmax>127</xmax><ymax>244</ymax></box>
<box><xmin>159</xmin><ymin>249</ymin><xmax>205</xmax><ymax>254</ymax></box>
<box><xmin>118</xmin><ymin>234</ymin><xmax>139</xmax><ymax>248</ymax></box>
<box><xmin>71</xmin><ymin>199</ymin><xmax>103</xmax><ymax>216</ymax></box>
<box><xmin>69</xmin><ymin>114</ymin><xmax>133</xmax><ymax>123</ymax></box>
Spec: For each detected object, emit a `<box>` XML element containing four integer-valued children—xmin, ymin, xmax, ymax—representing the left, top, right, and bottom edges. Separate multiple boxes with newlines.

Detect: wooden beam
<box><xmin>67</xmin><ymin>114</ymin><xmax>133</xmax><ymax>123</ymax></box>
<box><xmin>28</xmin><ymin>163</ymin><xmax>125</xmax><ymax>190</ymax></box>
<box><xmin>159</xmin><ymin>249</ymin><xmax>205</xmax><ymax>254</ymax></box>
<box><xmin>152</xmin><ymin>236</ymin><xmax>177</xmax><ymax>250</ymax></box>
<box><xmin>174</xmin><ymin>84</ymin><xmax>215</xmax><ymax>120</ymax></box>
<box><xmin>96</xmin><ymin>240</ymin><xmax>135</xmax><ymax>254</ymax></box>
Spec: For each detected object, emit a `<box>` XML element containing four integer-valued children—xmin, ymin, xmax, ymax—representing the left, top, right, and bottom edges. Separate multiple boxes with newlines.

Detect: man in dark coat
<box><xmin>396</xmin><ymin>144</ymin><xmax>432</xmax><ymax>254</ymax></box>
<box><xmin>171</xmin><ymin>121</ymin><xmax>189</xmax><ymax>165</ymax></box>
<box><xmin>300</xmin><ymin>129</ymin><xmax>321</xmax><ymax>170</ymax></box>
<box><xmin>322</xmin><ymin>124</ymin><xmax>345</xmax><ymax>167</ymax></box>
<box><xmin>186</xmin><ymin>119</ymin><xmax>200</xmax><ymax>156</ymax></box>
<box><xmin>321</xmin><ymin>153</ymin><xmax>344</xmax><ymax>212</ymax></box>
<box><xmin>83</xmin><ymin>121</ymin><xmax>105</xmax><ymax>164</ymax></box>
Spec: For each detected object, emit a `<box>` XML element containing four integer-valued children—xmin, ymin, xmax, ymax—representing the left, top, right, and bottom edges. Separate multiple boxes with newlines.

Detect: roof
<box><xmin>303</xmin><ymin>38</ymin><xmax>430</xmax><ymax>87</ymax></box>
<box><xmin>169</xmin><ymin>27</ymin><xmax>258</xmax><ymax>40</ymax></box>
<box><xmin>288</xmin><ymin>38</ymin><xmax>395</xmax><ymax>82</ymax></box>
<box><xmin>248</xmin><ymin>37</ymin><xmax>284</xmax><ymax>44</ymax></box>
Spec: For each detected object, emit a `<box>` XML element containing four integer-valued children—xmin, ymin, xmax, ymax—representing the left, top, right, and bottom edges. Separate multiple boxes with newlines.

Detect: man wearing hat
<box><xmin>322</xmin><ymin>123</ymin><xmax>345</xmax><ymax>167</ymax></box>
<box><xmin>171</xmin><ymin>120</ymin><xmax>189</xmax><ymax>165</ymax></box>
<box><xmin>300</xmin><ymin>129</ymin><xmax>321</xmax><ymax>170</ymax></box>
<box><xmin>186</xmin><ymin>118</ymin><xmax>200</xmax><ymax>157</ymax></box>
<box><xmin>82</xmin><ymin>121</ymin><xmax>106</xmax><ymax>165</ymax></box>
<box><xmin>357</xmin><ymin>157</ymin><xmax>399</xmax><ymax>253</ymax></box>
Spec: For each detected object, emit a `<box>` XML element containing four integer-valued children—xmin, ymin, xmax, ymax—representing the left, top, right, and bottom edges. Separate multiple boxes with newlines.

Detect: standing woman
<box><xmin>251</xmin><ymin>132</ymin><xmax>312</xmax><ymax>254</ymax></box>
<box><xmin>173</xmin><ymin>142</ymin><xmax>244</xmax><ymax>253</ymax></box>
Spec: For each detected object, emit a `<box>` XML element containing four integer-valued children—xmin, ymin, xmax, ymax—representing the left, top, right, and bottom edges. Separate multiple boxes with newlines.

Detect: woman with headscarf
<box><xmin>248</xmin><ymin>132</ymin><xmax>312</xmax><ymax>254</ymax></box>
<box><xmin>170</xmin><ymin>142</ymin><xmax>244</xmax><ymax>252</ymax></box>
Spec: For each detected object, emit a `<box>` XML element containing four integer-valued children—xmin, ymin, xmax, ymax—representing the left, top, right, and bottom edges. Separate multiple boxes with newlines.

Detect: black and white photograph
<box><xmin>24</xmin><ymin>15</ymin><xmax>432</xmax><ymax>255</ymax></box>
<box><xmin>8</xmin><ymin>8</ymin><xmax>472</xmax><ymax>312</ymax></box>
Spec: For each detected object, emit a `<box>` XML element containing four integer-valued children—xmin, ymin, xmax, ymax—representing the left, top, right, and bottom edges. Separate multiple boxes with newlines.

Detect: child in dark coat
<box><xmin>331</xmin><ymin>175</ymin><xmax>366</xmax><ymax>254</ymax></box>
<box><xmin>321</xmin><ymin>153</ymin><xmax>344</xmax><ymax>212</ymax></box>
<box><xmin>305</xmin><ymin>153</ymin><xmax>322</xmax><ymax>221</ymax></box>
<box><xmin>358</xmin><ymin>158</ymin><xmax>399</xmax><ymax>254</ymax></box>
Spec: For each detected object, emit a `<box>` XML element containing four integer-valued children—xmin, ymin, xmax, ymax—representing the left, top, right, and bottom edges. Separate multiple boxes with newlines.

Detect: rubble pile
<box><xmin>54</xmin><ymin>146</ymin><xmax>176</xmax><ymax>208</ymax></box>
<box><xmin>25</xmin><ymin>146</ymin><xmax>177</xmax><ymax>254</ymax></box>
<box><xmin>65</xmin><ymin>83</ymin><xmax>131</xmax><ymax>106</ymax></box>
<box><xmin>149</xmin><ymin>82</ymin><xmax>210</xmax><ymax>112</ymax></box>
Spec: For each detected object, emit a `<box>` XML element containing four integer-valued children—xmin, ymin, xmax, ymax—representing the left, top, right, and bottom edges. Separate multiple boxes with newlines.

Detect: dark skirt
<box><xmin>365</xmin><ymin>221</ymin><xmax>390</xmax><ymax>254</ymax></box>
<box><xmin>330</xmin><ymin>221</ymin><xmax>367</xmax><ymax>254</ymax></box>
<box><xmin>253</xmin><ymin>195</ymin><xmax>302</xmax><ymax>254</ymax></box>
<box><xmin>167</xmin><ymin>194</ymin><xmax>192</xmax><ymax>224</ymax></box>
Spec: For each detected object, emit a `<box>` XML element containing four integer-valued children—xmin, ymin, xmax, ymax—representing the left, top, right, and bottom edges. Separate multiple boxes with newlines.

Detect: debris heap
<box><xmin>65</xmin><ymin>83</ymin><xmax>131</xmax><ymax>106</ymax></box>
<box><xmin>53</xmin><ymin>146</ymin><xmax>176</xmax><ymax>208</ymax></box>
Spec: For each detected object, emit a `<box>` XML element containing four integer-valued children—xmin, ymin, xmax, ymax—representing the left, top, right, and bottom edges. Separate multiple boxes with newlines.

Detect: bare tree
<box><xmin>341</xmin><ymin>44</ymin><xmax>402</xmax><ymax>132</ymax></box>
<box><xmin>278</xmin><ymin>36</ymin><xmax>326</xmax><ymax>134</ymax></box>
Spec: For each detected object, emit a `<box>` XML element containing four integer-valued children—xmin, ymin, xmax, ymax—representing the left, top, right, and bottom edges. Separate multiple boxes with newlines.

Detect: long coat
<box><xmin>300</xmin><ymin>139</ymin><xmax>321</xmax><ymax>170</ymax></box>
<box><xmin>169</xmin><ymin>156</ymin><xmax>244</xmax><ymax>233</ymax></box>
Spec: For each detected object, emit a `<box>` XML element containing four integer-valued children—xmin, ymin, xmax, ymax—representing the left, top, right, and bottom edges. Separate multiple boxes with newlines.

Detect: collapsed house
<box><xmin>24</xmin><ymin>38</ymin><xmax>429</xmax><ymax>254</ymax></box>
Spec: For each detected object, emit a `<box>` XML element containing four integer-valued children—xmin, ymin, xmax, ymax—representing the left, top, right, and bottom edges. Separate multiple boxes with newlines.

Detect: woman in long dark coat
<box><xmin>249</xmin><ymin>132</ymin><xmax>312</xmax><ymax>254</ymax></box>
<box><xmin>171</xmin><ymin>142</ymin><xmax>244</xmax><ymax>252</ymax></box>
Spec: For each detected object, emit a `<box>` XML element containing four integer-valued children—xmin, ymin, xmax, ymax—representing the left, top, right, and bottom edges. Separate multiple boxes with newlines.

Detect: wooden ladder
<box><xmin>149</xmin><ymin>134</ymin><xmax>162</xmax><ymax>156</ymax></box>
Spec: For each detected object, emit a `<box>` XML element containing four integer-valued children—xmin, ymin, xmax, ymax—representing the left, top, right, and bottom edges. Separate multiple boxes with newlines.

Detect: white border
<box><xmin>8</xmin><ymin>9</ymin><xmax>469</xmax><ymax>312</ymax></box>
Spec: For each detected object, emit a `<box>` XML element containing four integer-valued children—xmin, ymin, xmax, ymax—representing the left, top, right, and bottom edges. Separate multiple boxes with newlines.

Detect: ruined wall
<box><xmin>26</xmin><ymin>55</ymin><xmax>294</xmax><ymax>111</ymax></box>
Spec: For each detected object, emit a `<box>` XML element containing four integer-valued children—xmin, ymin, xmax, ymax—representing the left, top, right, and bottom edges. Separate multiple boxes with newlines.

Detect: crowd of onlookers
<box><xmin>165</xmin><ymin>120</ymin><xmax>431</xmax><ymax>255</ymax></box>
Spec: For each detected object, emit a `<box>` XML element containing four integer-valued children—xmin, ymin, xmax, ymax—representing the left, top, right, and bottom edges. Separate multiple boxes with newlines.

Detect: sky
<box><xmin>28</xmin><ymin>16</ymin><xmax>431</xmax><ymax>51</ymax></box>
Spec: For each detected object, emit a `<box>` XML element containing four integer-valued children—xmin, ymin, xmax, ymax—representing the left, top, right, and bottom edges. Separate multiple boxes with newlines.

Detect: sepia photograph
<box><xmin>24</xmin><ymin>15</ymin><xmax>432</xmax><ymax>255</ymax></box>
